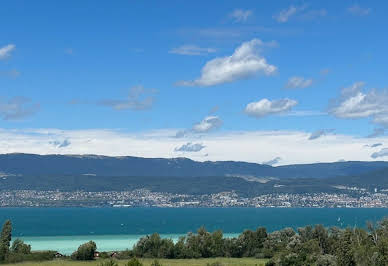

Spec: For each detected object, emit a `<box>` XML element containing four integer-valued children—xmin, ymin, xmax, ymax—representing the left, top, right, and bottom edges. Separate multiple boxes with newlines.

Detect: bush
<box><xmin>126</xmin><ymin>257</ymin><xmax>143</xmax><ymax>266</ymax></box>
<box><xmin>5</xmin><ymin>250</ymin><xmax>56</xmax><ymax>263</ymax></box>
<box><xmin>11</xmin><ymin>239</ymin><xmax>31</xmax><ymax>254</ymax></box>
<box><xmin>150</xmin><ymin>259</ymin><xmax>163</xmax><ymax>266</ymax></box>
<box><xmin>99</xmin><ymin>259</ymin><xmax>118</xmax><ymax>266</ymax></box>
<box><xmin>71</xmin><ymin>240</ymin><xmax>97</xmax><ymax>260</ymax></box>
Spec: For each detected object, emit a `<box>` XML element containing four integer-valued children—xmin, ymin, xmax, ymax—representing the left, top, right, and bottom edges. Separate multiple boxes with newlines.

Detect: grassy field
<box><xmin>3</xmin><ymin>258</ymin><xmax>268</xmax><ymax>266</ymax></box>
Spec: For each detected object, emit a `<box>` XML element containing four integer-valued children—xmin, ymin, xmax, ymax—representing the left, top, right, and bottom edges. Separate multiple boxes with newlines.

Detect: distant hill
<box><xmin>0</xmin><ymin>153</ymin><xmax>387</xmax><ymax>196</ymax></box>
<box><xmin>1</xmin><ymin>153</ymin><xmax>387</xmax><ymax>179</ymax></box>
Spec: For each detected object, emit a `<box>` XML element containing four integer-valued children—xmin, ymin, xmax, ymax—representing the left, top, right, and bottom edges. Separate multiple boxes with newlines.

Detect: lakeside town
<box><xmin>1</xmin><ymin>189</ymin><xmax>387</xmax><ymax>208</ymax></box>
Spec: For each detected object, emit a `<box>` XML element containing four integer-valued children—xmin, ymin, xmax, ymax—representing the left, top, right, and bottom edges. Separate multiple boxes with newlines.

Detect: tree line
<box><xmin>0</xmin><ymin>218</ymin><xmax>387</xmax><ymax>265</ymax></box>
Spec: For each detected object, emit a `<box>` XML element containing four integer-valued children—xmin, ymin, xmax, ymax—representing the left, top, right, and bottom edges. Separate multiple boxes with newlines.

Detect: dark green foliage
<box><xmin>126</xmin><ymin>257</ymin><xmax>143</xmax><ymax>266</ymax></box>
<box><xmin>133</xmin><ymin>233</ymin><xmax>175</xmax><ymax>258</ymax></box>
<box><xmin>150</xmin><ymin>259</ymin><xmax>163</xmax><ymax>266</ymax></box>
<box><xmin>99</xmin><ymin>259</ymin><xmax>118</xmax><ymax>266</ymax></box>
<box><xmin>10</xmin><ymin>239</ymin><xmax>31</xmax><ymax>254</ymax></box>
<box><xmin>5</xmin><ymin>250</ymin><xmax>56</xmax><ymax>264</ymax></box>
<box><xmin>0</xmin><ymin>220</ymin><xmax>12</xmax><ymax>261</ymax></box>
<box><xmin>71</xmin><ymin>240</ymin><xmax>97</xmax><ymax>260</ymax></box>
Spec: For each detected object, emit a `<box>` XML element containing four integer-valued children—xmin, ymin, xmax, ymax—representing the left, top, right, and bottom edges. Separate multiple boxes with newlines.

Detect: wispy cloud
<box><xmin>174</xmin><ymin>142</ymin><xmax>205</xmax><ymax>152</ymax></box>
<box><xmin>0</xmin><ymin>44</ymin><xmax>16</xmax><ymax>60</ymax></box>
<box><xmin>371</xmin><ymin>148</ymin><xmax>388</xmax><ymax>159</ymax></box>
<box><xmin>347</xmin><ymin>4</ymin><xmax>371</xmax><ymax>16</ymax></box>
<box><xmin>177</xmin><ymin>39</ymin><xmax>277</xmax><ymax>87</ymax></box>
<box><xmin>364</xmin><ymin>143</ymin><xmax>383</xmax><ymax>148</ymax></box>
<box><xmin>367</xmin><ymin>128</ymin><xmax>385</xmax><ymax>138</ymax></box>
<box><xmin>169</xmin><ymin>45</ymin><xmax>216</xmax><ymax>56</ymax></box>
<box><xmin>273</xmin><ymin>5</ymin><xmax>326</xmax><ymax>23</ymax></box>
<box><xmin>0</xmin><ymin>97</ymin><xmax>40</xmax><ymax>121</ymax></box>
<box><xmin>229</xmin><ymin>9</ymin><xmax>253</xmax><ymax>22</ymax></box>
<box><xmin>0</xmin><ymin>70</ymin><xmax>20</xmax><ymax>79</ymax></box>
<box><xmin>308</xmin><ymin>129</ymin><xmax>335</xmax><ymax>140</ymax></box>
<box><xmin>329</xmin><ymin>82</ymin><xmax>388</xmax><ymax>128</ymax></box>
<box><xmin>285</xmin><ymin>76</ymin><xmax>313</xmax><ymax>89</ymax></box>
<box><xmin>175</xmin><ymin>116</ymin><xmax>223</xmax><ymax>138</ymax></box>
<box><xmin>50</xmin><ymin>139</ymin><xmax>71</xmax><ymax>148</ymax></box>
<box><xmin>99</xmin><ymin>85</ymin><xmax>156</xmax><ymax>111</ymax></box>
<box><xmin>245</xmin><ymin>98</ymin><xmax>297</xmax><ymax>118</ymax></box>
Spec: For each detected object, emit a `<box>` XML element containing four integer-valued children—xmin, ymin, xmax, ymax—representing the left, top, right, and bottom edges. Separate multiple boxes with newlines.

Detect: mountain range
<box><xmin>0</xmin><ymin>153</ymin><xmax>387</xmax><ymax>196</ymax></box>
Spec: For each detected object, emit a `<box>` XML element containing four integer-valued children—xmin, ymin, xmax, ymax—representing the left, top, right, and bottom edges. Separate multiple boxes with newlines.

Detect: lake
<box><xmin>0</xmin><ymin>207</ymin><xmax>387</xmax><ymax>254</ymax></box>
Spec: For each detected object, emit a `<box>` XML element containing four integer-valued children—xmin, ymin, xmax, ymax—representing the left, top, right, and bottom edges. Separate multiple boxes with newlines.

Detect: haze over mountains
<box><xmin>0</xmin><ymin>153</ymin><xmax>387</xmax><ymax>196</ymax></box>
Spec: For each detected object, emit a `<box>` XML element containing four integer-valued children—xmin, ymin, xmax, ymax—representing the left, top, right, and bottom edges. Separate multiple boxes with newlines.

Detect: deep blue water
<box><xmin>0</xmin><ymin>208</ymin><xmax>387</xmax><ymax>237</ymax></box>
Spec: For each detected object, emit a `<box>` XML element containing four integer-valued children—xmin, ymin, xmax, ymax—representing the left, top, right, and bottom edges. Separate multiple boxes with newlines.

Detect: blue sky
<box><xmin>1</xmin><ymin>1</ymin><xmax>388</xmax><ymax>164</ymax></box>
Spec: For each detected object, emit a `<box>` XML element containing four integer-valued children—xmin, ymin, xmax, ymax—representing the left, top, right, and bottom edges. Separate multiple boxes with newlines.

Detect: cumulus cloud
<box><xmin>308</xmin><ymin>129</ymin><xmax>335</xmax><ymax>140</ymax></box>
<box><xmin>0</xmin><ymin>97</ymin><xmax>40</xmax><ymax>121</ymax></box>
<box><xmin>175</xmin><ymin>116</ymin><xmax>223</xmax><ymax>138</ymax></box>
<box><xmin>329</xmin><ymin>82</ymin><xmax>388</xmax><ymax>127</ymax></box>
<box><xmin>50</xmin><ymin>139</ymin><xmax>71</xmax><ymax>148</ymax></box>
<box><xmin>174</xmin><ymin>142</ymin><xmax>205</xmax><ymax>152</ymax></box>
<box><xmin>0</xmin><ymin>44</ymin><xmax>16</xmax><ymax>60</ymax></box>
<box><xmin>245</xmin><ymin>98</ymin><xmax>297</xmax><ymax>118</ymax></box>
<box><xmin>99</xmin><ymin>85</ymin><xmax>156</xmax><ymax>111</ymax></box>
<box><xmin>169</xmin><ymin>45</ymin><xmax>216</xmax><ymax>56</ymax></box>
<box><xmin>230</xmin><ymin>9</ymin><xmax>253</xmax><ymax>22</ymax></box>
<box><xmin>177</xmin><ymin>39</ymin><xmax>277</xmax><ymax>87</ymax></box>
<box><xmin>371</xmin><ymin>148</ymin><xmax>388</xmax><ymax>159</ymax></box>
<box><xmin>262</xmin><ymin>157</ymin><xmax>282</xmax><ymax>166</ymax></box>
<box><xmin>285</xmin><ymin>76</ymin><xmax>313</xmax><ymax>89</ymax></box>
<box><xmin>347</xmin><ymin>5</ymin><xmax>371</xmax><ymax>16</ymax></box>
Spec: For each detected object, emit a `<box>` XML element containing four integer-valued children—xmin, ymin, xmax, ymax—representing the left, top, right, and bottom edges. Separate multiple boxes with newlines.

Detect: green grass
<box><xmin>3</xmin><ymin>258</ymin><xmax>268</xmax><ymax>266</ymax></box>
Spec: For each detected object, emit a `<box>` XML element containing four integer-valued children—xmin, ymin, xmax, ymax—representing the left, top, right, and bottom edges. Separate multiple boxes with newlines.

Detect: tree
<box><xmin>0</xmin><ymin>220</ymin><xmax>12</xmax><ymax>250</ymax></box>
<box><xmin>10</xmin><ymin>239</ymin><xmax>31</xmax><ymax>254</ymax></box>
<box><xmin>72</xmin><ymin>241</ymin><xmax>97</xmax><ymax>260</ymax></box>
<box><xmin>336</xmin><ymin>230</ymin><xmax>356</xmax><ymax>266</ymax></box>
<box><xmin>0</xmin><ymin>220</ymin><xmax>12</xmax><ymax>261</ymax></box>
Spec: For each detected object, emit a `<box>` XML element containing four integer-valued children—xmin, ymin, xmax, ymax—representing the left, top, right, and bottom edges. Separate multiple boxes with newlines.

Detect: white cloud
<box><xmin>0</xmin><ymin>97</ymin><xmax>40</xmax><ymax>121</ymax></box>
<box><xmin>273</xmin><ymin>5</ymin><xmax>326</xmax><ymax>23</ymax></box>
<box><xmin>347</xmin><ymin>5</ymin><xmax>371</xmax><ymax>16</ymax></box>
<box><xmin>99</xmin><ymin>85</ymin><xmax>156</xmax><ymax>111</ymax></box>
<box><xmin>273</xmin><ymin>6</ymin><xmax>300</xmax><ymax>23</ymax></box>
<box><xmin>174</xmin><ymin>142</ymin><xmax>205</xmax><ymax>152</ymax></box>
<box><xmin>230</xmin><ymin>9</ymin><xmax>253</xmax><ymax>22</ymax></box>
<box><xmin>169</xmin><ymin>45</ymin><xmax>216</xmax><ymax>56</ymax></box>
<box><xmin>0</xmin><ymin>44</ymin><xmax>15</xmax><ymax>60</ymax></box>
<box><xmin>285</xmin><ymin>76</ymin><xmax>313</xmax><ymax>89</ymax></box>
<box><xmin>193</xmin><ymin>116</ymin><xmax>223</xmax><ymax>133</ymax></box>
<box><xmin>308</xmin><ymin>129</ymin><xmax>335</xmax><ymax>140</ymax></box>
<box><xmin>175</xmin><ymin>116</ymin><xmax>223</xmax><ymax>138</ymax></box>
<box><xmin>177</xmin><ymin>39</ymin><xmax>277</xmax><ymax>87</ymax></box>
<box><xmin>329</xmin><ymin>82</ymin><xmax>388</xmax><ymax>127</ymax></box>
<box><xmin>371</xmin><ymin>148</ymin><xmax>388</xmax><ymax>159</ymax></box>
<box><xmin>1</xmin><ymin>128</ymin><xmax>388</xmax><ymax>165</ymax></box>
<box><xmin>245</xmin><ymin>98</ymin><xmax>297</xmax><ymax>118</ymax></box>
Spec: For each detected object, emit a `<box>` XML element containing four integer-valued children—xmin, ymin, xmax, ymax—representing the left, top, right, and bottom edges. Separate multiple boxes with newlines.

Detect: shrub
<box><xmin>99</xmin><ymin>259</ymin><xmax>118</xmax><ymax>266</ymax></box>
<box><xmin>71</xmin><ymin>241</ymin><xmax>97</xmax><ymax>260</ymax></box>
<box><xmin>11</xmin><ymin>239</ymin><xmax>31</xmax><ymax>254</ymax></box>
<box><xmin>126</xmin><ymin>257</ymin><xmax>143</xmax><ymax>266</ymax></box>
<box><xmin>150</xmin><ymin>259</ymin><xmax>163</xmax><ymax>266</ymax></box>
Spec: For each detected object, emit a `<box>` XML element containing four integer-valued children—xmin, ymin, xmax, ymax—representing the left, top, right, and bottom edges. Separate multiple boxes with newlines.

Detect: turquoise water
<box><xmin>0</xmin><ymin>208</ymin><xmax>387</xmax><ymax>254</ymax></box>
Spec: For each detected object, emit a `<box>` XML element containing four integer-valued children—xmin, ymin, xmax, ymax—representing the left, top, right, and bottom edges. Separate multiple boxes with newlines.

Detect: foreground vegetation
<box><xmin>0</xmin><ymin>218</ymin><xmax>388</xmax><ymax>265</ymax></box>
<box><xmin>2</xmin><ymin>258</ymin><xmax>267</xmax><ymax>266</ymax></box>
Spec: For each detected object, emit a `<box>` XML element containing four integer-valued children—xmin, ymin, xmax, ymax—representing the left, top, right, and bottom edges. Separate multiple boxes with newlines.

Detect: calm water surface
<box><xmin>0</xmin><ymin>208</ymin><xmax>387</xmax><ymax>254</ymax></box>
